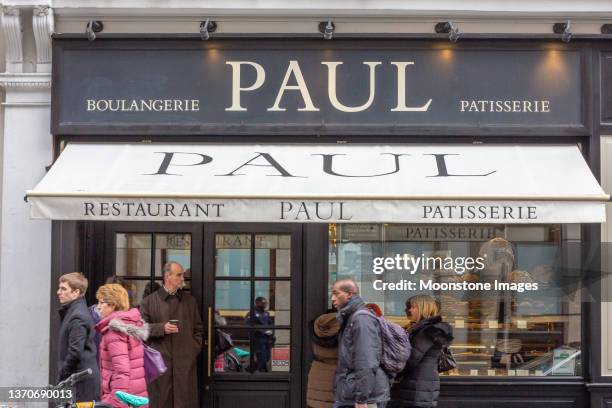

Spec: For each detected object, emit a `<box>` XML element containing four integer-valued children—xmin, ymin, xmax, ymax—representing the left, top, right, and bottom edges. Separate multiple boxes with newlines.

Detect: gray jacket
<box><xmin>334</xmin><ymin>296</ymin><xmax>390</xmax><ymax>405</ymax></box>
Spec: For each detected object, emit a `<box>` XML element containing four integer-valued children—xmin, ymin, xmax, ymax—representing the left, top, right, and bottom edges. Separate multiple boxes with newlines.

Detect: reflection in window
<box><xmin>115</xmin><ymin>232</ymin><xmax>192</xmax><ymax>308</ymax></box>
<box><xmin>212</xmin><ymin>329</ymin><xmax>291</xmax><ymax>374</ymax></box>
<box><xmin>154</xmin><ymin>234</ymin><xmax>192</xmax><ymax>277</ymax></box>
<box><xmin>328</xmin><ymin>223</ymin><xmax>581</xmax><ymax>377</ymax></box>
<box><xmin>116</xmin><ymin>234</ymin><xmax>152</xmax><ymax>277</ymax></box>
<box><xmin>215</xmin><ymin>280</ymin><xmax>251</xmax><ymax>325</ymax></box>
<box><xmin>214</xmin><ymin>233</ymin><xmax>292</xmax><ymax>375</ymax></box>
<box><xmin>255</xmin><ymin>234</ymin><xmax>291</xmax><ymax>277</ymax></box>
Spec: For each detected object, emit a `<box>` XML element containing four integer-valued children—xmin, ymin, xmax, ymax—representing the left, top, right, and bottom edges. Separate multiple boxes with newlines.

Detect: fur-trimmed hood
<box><xmin>96</xmin><ymin>308</ymin><xmax>149</xmax><ymax>341</ymax></box>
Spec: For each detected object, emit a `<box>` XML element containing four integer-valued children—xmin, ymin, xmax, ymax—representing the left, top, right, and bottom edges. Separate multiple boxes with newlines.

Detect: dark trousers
<box><xmin>254</xmin><ymin>338</ymin><xmax>271</xmax><ymax>372</ymax></box>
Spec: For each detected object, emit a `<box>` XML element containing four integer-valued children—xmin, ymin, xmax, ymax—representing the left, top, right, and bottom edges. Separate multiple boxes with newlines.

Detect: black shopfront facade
<box><xmin>39</xmin><ymin>36</ymin><xmax>612</xmax><ymax>408</ymax></box>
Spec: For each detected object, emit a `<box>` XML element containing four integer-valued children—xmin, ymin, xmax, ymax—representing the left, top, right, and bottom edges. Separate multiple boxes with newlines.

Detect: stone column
<box><xmin>0</xmin><ymin>4</ymin><xmax>53</xmax><ymax>388</ymax></box>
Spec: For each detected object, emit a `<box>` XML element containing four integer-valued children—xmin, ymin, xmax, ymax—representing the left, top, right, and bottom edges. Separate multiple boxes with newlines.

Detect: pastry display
<box><xmin>495</xmin><ymin>339</ymin><xmax>522</xmax><ymax>354</ymax></box>
<box><xmin>443</xmin><ymin>272</ymin><xmax>481</xmax><ymax>284</ymax></box>
<box><xmin>509</xmin><ymin>269</ymin><xmax>535</xmax><ymax>284</ymax></box>
<box><xmin>399</xmin><ymin>237</ymin><xmax>575</xmax><ymax>377</ymax></box>
<box><xmin>532</xmin><ymin>265</ymin><xmax>555</xmax><ymax>286</ymax></box>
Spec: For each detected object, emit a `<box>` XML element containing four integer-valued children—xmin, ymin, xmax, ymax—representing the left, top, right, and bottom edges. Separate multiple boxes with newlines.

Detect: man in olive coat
<box><xmin>141</xmin><ymin>262</ymin><xmax>203</xmax><ymax>408</ymax></box>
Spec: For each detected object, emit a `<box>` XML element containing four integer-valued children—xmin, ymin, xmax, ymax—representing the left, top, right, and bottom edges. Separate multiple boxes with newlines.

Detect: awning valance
<box><xmin>26</xmin><ymin>143</ymin><xmax>609</xmax><ymax>224</ymax></box>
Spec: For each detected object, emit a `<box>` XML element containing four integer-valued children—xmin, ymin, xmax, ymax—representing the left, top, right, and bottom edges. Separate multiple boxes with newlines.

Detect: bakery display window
<box><xmin>327</xmin><ymin>223</ymin><xmax>582</xmax><ymax>377</ymax></box>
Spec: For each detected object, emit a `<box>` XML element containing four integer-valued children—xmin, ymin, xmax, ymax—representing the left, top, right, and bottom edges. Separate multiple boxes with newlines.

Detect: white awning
<box><xmin>26</xmin><ymin>143</ymin><xmax>609</xmax><ymax>224</ymax></box>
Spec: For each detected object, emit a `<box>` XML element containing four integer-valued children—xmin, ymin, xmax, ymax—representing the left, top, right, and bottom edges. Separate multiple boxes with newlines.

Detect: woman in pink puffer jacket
<box><xmin>95</xmin><ymin>284</ymin><xmax>149</xmax><ymax>408</ymax></box>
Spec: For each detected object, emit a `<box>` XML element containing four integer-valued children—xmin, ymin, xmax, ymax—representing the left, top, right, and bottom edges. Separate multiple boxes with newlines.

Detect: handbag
<box><xmin>143</xmin><ymin>343</ymin><xmax>167</xmax><ymax>383</ymax></box>
<box><xmin>438</xmin><ymin>345</ymin><xmax>457</xmax><ymax>373</ymax></box>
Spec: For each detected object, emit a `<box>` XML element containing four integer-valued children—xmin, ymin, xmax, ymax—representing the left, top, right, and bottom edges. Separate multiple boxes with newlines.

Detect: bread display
<box><xmin>410</xmin><ymin>236</ymin><xmax>571</xmax><ymax>377</ymax></box>
<box><xmin>495</xmin><ymin>339</ymin><xmax>522</xmax><ymax>354</ymax></box>
<box><xmin>509</xmin><ymin>269</ymin><xmax>535</xmax><ymax>284</ymax></box>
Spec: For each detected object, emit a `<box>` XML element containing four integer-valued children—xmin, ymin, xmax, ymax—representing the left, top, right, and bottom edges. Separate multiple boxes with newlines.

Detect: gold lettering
<box><xmin>268</xmin><ymin>60</ymin><xmax>319</xmax><ymax>112</ymax></box>
<box><xmin>458</xmin><ymin>99</ymin><xmax>552</xmax><ymax>113</ymax></box>
<box><xmin>225</xmin><ymin>61</ymin><xmax>266</xmax><ymax>112</ymax></box>
<box><xmin>322</xmin><ymin>61</ymin><xmax>381</xmax><ymax>113</ymax></box>
<box><xmin>390</xmin><ymin>62</ymin><xmax>432</xmax><ymax>112</ymax></box>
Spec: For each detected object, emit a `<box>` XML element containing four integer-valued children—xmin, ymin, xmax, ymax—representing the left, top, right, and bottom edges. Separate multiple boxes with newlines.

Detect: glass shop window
<box><xmin>328</xmin><ymin>224</ymin><xmax>582</xmax><ymax>377</ymax></box>
<box><xmin>115</xmin><ymin>233</ymin><xmax>192</xmax><ymax>307</ymax></box>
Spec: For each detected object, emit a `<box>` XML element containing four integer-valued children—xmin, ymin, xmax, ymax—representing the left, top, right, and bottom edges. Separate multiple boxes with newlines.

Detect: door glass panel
<box><xmin>269</xmin><ymin>330</ymin><xmax>291</xmax><ymax>373</ymax></box>
<box><xmin>251</xmin><ymin>328</ymin><xmax>289</xmax><ymax>373</ymax></box>
<box><xmin>254</xmin><ymin>281</ymin><xmax>291</xmax><ymax>326</ymax></box>
<box><xmin>125</xmin><ymin>280</ymin><xmax>150</xmax><ymax>307</ymax></box>
<box><xmin>154</xmin><ymin>233</ymin><xmax>192</xmax><ymax>277</ymax></box>
<box><xmin>215</xmin><ymin>280</ymin><xmax>251</xmax><ymax>326</ymax></box>
<box><xmin>140</xmin><ymin>281</ymin><xmax>162</xmax><ymax>303</ymax></box>
<box><xmin>255</xmin><ymin>235</ymin><xmax>279</xmax><ymax>248</ymax></box>
<box><xmin>216</xmin><ymin>234</ymin><xmax>251</xmax><ymax>249</ymax></box>
<box><xmin>216</xmin><ymin>250</ymin><xmax>251</xmax><ymax>277</ymax></box>
<box><xmin>213</xmin><ymin>328</ymin><xmax>251</xmax><ymax>373</ymax></box>
<box><xmin>115</xmin><ymin>233</ymin><xmax>152</xmax><ymax>277</ymax></box>
<box><xmin>213</xmin><ymin>232</ymin><xmax>293</xmax><ymax>377</ymax></box>
<box><xmin>216</xmin><ymin>234</ymin><xmax>252</xmax><ymax>277</ymax></box>
<box><xmin>255</xmin><ymin>234</ymin><xmax>291</xmax><ymax>277</ymax></box>
<box><xmin>212</xmin><ymin>328</ymin><xmax>291</xmax><ymax>374</ymax></box>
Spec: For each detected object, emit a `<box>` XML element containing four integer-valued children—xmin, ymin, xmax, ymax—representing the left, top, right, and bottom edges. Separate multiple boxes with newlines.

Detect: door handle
<box><xmin>207</xmin><ymin>306</ymin><xmax>212</xmax><ymax>378</ymax></box>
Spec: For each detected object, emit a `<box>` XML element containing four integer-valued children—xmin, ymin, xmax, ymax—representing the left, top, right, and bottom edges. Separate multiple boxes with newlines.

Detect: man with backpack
<box><xmin>331</xmin><ymin>279</ymin><xmax>391</xmax><ymax>408</ymax></box>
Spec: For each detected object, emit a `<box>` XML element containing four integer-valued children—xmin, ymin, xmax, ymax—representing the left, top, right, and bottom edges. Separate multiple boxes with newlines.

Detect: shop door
<box><xmin>202</xmin><ymin>224</ymin><xmax>303</xmax><ymax>408</ymax></box>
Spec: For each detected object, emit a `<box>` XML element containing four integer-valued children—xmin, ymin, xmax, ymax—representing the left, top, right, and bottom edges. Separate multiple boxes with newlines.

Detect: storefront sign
<box><xmin>52</xmin><ymin>40</ymin><xmax>583</xmax><ymax>135</ymax></box>
<box><xmin>31</xmin><ymin>197</ymin><xmax>606</xmax><ymax>223</ymax></box>
<box><xmin>339</xmin><ymin>224</ymin><xmax>383</xmax><ymax>242</ymax></box>
<box><xmin>385</xmin><ymin>225</ymin><xmax>505</xmax><ymax>241</ymax></box>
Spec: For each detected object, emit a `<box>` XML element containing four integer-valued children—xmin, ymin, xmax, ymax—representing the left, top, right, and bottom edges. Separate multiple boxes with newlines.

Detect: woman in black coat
<box><xmin>390</xmin><ymin>295</ymin><xmax>453</xmax><ymax>408</ymax></box>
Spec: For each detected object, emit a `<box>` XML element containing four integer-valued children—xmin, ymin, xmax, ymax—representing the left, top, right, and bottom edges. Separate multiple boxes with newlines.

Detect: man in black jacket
<box><xmin>245</xmin><ymin>296</ymin><xmax>275</xmax><ymax>372</ymax></box>
<box><xmin>57</xmin><ymin>272</ymin><xmax>100</xmax><ymax>401</ymax></box>
<box><xmin>331</xmin><ymin>279</ymin><xmax>389</xmax><ymax>408</ymax></box>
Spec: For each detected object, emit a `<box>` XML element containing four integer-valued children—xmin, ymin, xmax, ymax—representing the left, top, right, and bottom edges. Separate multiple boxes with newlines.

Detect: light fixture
<box><xmin>318</xmin><ymin>20</ymin><xmax>335</xmax><ymax>40</ymax></box>
<box><xmin>435</xmin><ymin>21</ymin><xmax>460</xmax><ymax>43</ymax></box>
<box><xmin>200</xmin><ymin>19</ymin><xmax>217</xmax><ymax>40</ymax></box>
<box><xmin>602</xmin><ymin>24</ymin><xmax>612</xmax><ymax>34</ymax></box>
<box><xmin>85</xmin><ymin>19</ymin><xmax>103</xmax><ymax>41</ymax></box>
<box><xmin>553</xmin><ymin>20</ymin><xmax>572</xmax><ymax>43</ymax></box>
